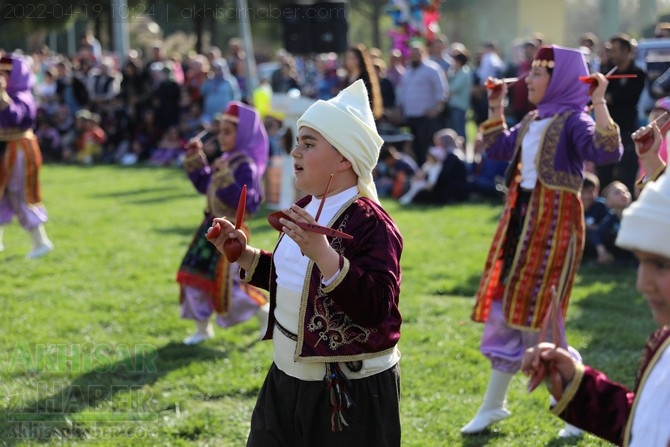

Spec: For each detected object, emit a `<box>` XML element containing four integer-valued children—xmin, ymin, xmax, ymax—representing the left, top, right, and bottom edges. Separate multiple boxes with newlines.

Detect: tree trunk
<box><xmin>371</xmin><ymin>1</ymin><xmax>382</xmax><ymax>50</ymax></box>
<box><xmin>194</xmin><ymin>14</ymin><xmax>204</xmax><ymax>54</ymax></box>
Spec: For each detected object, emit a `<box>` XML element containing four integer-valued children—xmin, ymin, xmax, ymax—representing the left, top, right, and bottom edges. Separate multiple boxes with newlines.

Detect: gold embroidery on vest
<box><xmin>308</xmin><ymin>287</ymin><xmax>375</xmax><ymax>351</ymax></box>
<box><xmin>537</xmin><ymin>112</ymin><xmax>582</xmax><ymax>192</ymax></box>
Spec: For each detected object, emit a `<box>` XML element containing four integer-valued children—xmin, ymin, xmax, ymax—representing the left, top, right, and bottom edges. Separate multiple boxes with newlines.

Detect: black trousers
<box><xmin>247</xmin><ymin>362</ymin><xmax>401</xmax><ymax>447</ymax></box>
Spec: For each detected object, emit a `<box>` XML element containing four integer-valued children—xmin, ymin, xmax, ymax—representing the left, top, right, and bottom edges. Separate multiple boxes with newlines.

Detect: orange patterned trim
<box><xmin>0</xmin><ymin>128</ymin><xmax>33</xmax><ymax>141</ymax></box>
<box><xmin>480</xmin><ymin>117</ymin><xmax>505</xmax><ymax>131</ymax></box>
<box><xmin>0</xmin><ymin>135</ymin><xmax>42</xmax><ymax>204</ymax></box>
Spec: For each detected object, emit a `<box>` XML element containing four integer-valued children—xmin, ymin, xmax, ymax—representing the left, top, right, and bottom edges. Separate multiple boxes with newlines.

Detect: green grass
<box><xmin>0</xmin><ymin>165</ymin><xmax>652</xmax><ymax>446</ymax></box>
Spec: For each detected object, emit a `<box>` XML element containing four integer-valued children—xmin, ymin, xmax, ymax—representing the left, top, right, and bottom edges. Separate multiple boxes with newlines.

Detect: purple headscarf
<box><xmin>2</xmin><ymin>55</ymin><xmax>36</xmax><ymax>94</ymax></box>
<box><xmin>535</xmin><ymin>45</ymin><xmax>590</xmax><ymax>119</ymax></box>
<box><xmin>0</xmin><ymin>55</ymin><xmax>37</xmax><ymax>130</ymax></box>
<box><xmin>224</xmin><ymin>101</ymin><xmax>268</xmax><ymax>177</ymax></box>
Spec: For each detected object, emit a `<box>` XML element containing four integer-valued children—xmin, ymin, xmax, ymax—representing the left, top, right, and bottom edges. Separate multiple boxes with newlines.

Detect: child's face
<box><xmin>605</xmin><ymin>184</ymin><xmax>631</xmax><ymax>209</ymax></box>
<box><xmin>526</xmin><ymin>66</ymin><xmax>550</xmax><ymax>105</ymax></box>
<box><xmin>292</xmin><ymin>126</ymin><xmax>346</xmax><ymax>196</ymax></box>
<box><xmin>264</xmin><ymin>117</ymin><xmax>280</xmax><ymax>133</ymax></box>
<box><xmin>635</xmin><ymin>250</ymin><xmax>670</xmax><ymax>326</ymax></box>
<box><xmin>218</xmin><ymin>120</ymin><xmax>237</xmax><ymax>152</ymax></box>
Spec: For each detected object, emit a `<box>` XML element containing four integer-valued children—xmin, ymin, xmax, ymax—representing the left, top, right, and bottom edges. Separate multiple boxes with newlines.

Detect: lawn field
<box><xmin>0</xmin><ymin>165</ymin><xmax>650</xmax><ymax>446</ymax></box>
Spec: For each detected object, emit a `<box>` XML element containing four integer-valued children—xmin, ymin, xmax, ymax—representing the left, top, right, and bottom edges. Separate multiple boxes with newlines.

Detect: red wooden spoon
<box><xmin>206</xmin><ymin>185</ymin><xmax>247</xmax><ymax>262</ymax></box>
<box><xmin>632</xmin><ymin>111</ymin><xmax>670</xmax><ymax>155</ymax></box>
<box><xmin>527</xmin><ymin>286</ymin><xmax>564</xmax><ymax>400</ymax></box>
<box><xmin>485</xmin><ymin>75</ymin><xmax>525</xmax><ymax>100</ymax></box>
<box><xmin>222</xmin><ymin>185</ymin><xmax>247</xmax><ymax>262</ymax></box>
<box><xmin>267</xmin><ymin>174</ymin><xmax>354</xmax><ymax>240</ymax></box>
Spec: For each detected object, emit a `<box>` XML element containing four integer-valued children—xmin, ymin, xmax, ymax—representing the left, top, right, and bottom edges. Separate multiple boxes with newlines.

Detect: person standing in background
<box><xmin>396</xmin><ymin>41</ymin><xmax>447</xmax><ymax>165</ymax></box>
<box><xmin>596</xmin><ymin>34</ymin><xmax>646</xmax><ymax>196</ymax></box>
<box><xmin>447</xmin><ymin>44</ymin><xmax>474</xmax><ymax>142</ymax></box>
<box><xmin>342</xmin><ymin>44</ymin><xmax>384</xmax><ymax>121</ymax></box>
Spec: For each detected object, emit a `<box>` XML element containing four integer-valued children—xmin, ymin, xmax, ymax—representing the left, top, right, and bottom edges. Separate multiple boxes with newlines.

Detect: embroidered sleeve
<box><xmin>183</xmin><ymin>150</ymin><xmax>207</xmax><ymax>173</ymax></box>
<box><xmin>321</xmin><ymin>255</ymin><xmax>350</xmax><ymax>293</ymax></box>
<box><xmin>594</xmin><ymin>121</ymin><xmax>621</xmax><ymax>152</ymax></box>
<box><xmin>550</xmin><ymin>362</ymin><xmax>585</xmax><ymax>416</ymax></box>
<box><xmin>240</xmin><ymin>248</ymin><xmax>262</xmax><ymax>283</ymax></box>
<box><xmin>551</xmin><ymin>365</ymin><xmax>633</xmax><ymax>445</ymax></box>
<box><xmin>240</xmin><ymin>248</ymin><xmax>274</xmax><ymax>291</ymax></box>
<box><xmin>635</xmin><ymin>164</ymin><xmax>666</xmax><ymax>191</ymax></box>
<box><xmin>479</xmin><ymin>118</ymin><xmax>506</xmax><ymax>148</ymax></box>
<box><xmin>0</xmin><ymin>91</ymin><xmax>10</xmax><ymax>111</ymax></box>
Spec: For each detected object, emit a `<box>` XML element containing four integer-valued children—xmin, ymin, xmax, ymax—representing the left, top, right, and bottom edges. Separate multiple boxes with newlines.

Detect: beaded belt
<box><xmin>275</xmin><ymin>320</ymin><xmax>298</xmax><ymax>341</ymax></box>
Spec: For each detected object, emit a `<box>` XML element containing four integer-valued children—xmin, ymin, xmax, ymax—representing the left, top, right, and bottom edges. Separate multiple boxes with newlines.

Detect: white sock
<box><xmin>29</xmin><ymin>224</ymin><xmax>52</xmax><ymax>248</ymax></box>
<box><xmin>480</xmin><ymin>370</ymin><xmax>514</xmax><ymax>412</ymax></box>
<box><xmin>195</xmin><ymin>319</ymin><xmax>213</xmax><ymax>336</ymax></box>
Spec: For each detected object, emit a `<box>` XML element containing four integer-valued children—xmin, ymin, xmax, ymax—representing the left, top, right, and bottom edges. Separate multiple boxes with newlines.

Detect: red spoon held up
<box><xmin>267</xmin><ymin>174</ymin><xmax>354</xmax><ymax>240</ymax></box>
<box><xmin>485</xmin><ymin>75</ymin><xmax>525</xmax><ymax>101</ymax></box>
<box><xmin>632</xmin><ymin>111</ymin><xmax>670</xmax><ymax>155</ymax></box>
<box><xmin>206</xmin><ymin>185</ymin><xmax>247</xmax><ymax>262</ymax></box>
<box><xmin>527</xmin><ymin>286</ymin><xmax>564</xmax><ymax>401</ymax></box>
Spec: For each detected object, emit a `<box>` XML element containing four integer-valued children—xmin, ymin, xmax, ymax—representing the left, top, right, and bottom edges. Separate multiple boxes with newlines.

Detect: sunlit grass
<box><xmin>0</xmin><ymin>165</ymin><xmax>647</xmax><ymax>446</ymax></box>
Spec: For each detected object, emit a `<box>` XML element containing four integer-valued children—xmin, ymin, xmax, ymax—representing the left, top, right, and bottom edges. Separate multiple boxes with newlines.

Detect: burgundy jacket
<box><xmin>242</xmin><ymin>195</ymin><xmax>403</xmax><ymax>362</ymax></box>
<box><xmin>553</xmin><ymin>326</ymin><xmax>670</xmax><ymax>446</ymax></box>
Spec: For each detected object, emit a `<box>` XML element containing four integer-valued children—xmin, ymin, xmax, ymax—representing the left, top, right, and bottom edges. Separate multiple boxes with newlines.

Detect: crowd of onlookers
<box><xmin>5</xmin><ymin>24</ymin><xmax>670</xmax><ymax>257</ymax></box>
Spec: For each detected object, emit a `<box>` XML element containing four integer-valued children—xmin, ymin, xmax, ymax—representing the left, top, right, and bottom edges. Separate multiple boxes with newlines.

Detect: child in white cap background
<box><xmin>521</xmin><ymin>127</ymin><xmax>669</xmax><ymax>446</ymax></box>
<box><xmin>398</xmin><ymin>127</ymin><xmax>469</xmax><ymax>205</ymax></box>
<box><xmin>207</xmin><ymin>79</ymin><xmax>404</xmax><ymax>446</ymax></box>
<box><xmin>398</xmin><ymin>143</ymin><xmax>445</xmax><ymax>205</ymax></box>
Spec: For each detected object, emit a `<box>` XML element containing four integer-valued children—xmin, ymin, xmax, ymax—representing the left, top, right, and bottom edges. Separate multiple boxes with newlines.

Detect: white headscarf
<box><xmin>297</xmin><ymin>80</ymin><xmax>384</xmax><ymax>204</ymax></box>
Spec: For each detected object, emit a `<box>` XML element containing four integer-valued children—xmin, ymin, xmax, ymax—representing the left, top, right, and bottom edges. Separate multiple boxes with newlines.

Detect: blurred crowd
<box><xmin>4</xmin><ymin>23</ymin><xmax>670</xmax><ymax>217</ymax></box>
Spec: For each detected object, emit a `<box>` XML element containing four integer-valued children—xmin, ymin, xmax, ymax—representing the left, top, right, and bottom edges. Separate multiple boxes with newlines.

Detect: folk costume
<box><xmin>242</xmin><ymin>80</ymin><xmax>403</xmax><ymax>446</ymax></box>
<box><xmin>551</xmin><ymin>173</ymin><xmax>670</xmax><ymax>446</ymax></box>
<box><xmin>0</xmin><ymin>55</ymin><xmax>54</xmax><ymax>258</ymax></box>
<box><xmin>177</xmin><ymin>101</ymin><xmax>268</xmax><ymax>344</ymax></box>
<box><xmin>462</xmin><ymin>45</ymin><xmax>623</xmax><ymax>435</ymax></box>
<box><xmin>553</xmin><ymin>326</ymin><xmax>670</xmax><ymax>446</ymax></box>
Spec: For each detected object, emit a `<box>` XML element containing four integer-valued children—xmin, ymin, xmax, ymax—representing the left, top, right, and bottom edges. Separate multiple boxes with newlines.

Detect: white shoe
<box><xmin>0</xmin><ymin>242</ymin><xmax>4</xmax><ymax>252</ymax></box>
<box><xmin>183</xmin><ymin>331</ymin><xmax>213</xmax><ymax>345</ymax></box>
<box><xmin>461</xmin><ymin>408</ymin><xmax>511</xmax><ymax>434</ymax></box>
<box><xmin>27</xmin><ymin>242</ymin><xmax>54</xmax><ymax>259</ymax></box>
<box><xmin>558</xmin><ymin>423</ymin><xmax>584</xmax><ymax>438</ymax></box>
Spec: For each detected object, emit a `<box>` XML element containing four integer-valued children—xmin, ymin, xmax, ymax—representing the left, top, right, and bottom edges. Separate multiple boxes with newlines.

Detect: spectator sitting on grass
<box><xmin>374</xmin><ymin>145</ymin><xmax>418</xmax><ymax>199</ymax></box>
<box><xmin>592</xmin><ymin>180</ymin><xmax>635</xmax><ymax>265</ymax></box>
<box><xmin>581</xmin><ymin>171</ymin><xmax>610</xmax><ymax>263</ymax></box>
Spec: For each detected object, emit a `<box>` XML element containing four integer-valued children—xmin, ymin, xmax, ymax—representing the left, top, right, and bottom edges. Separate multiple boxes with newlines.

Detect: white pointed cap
<box><xmin>616</xmin><ymin>173</ymin><xmax>670</xmax><ymax>258</ymax></box>
<box><xmin>297</xmin><ymin>79</ymin><xmax>384</xmax><ymax>203</ymax></box>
